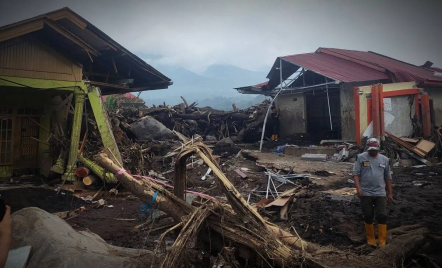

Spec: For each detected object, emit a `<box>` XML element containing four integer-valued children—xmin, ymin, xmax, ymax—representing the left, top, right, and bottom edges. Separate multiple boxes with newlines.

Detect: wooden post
<box><xmin>421</xmin><ymin>93</ymin><xmax>432</xmax><ymax>138</ymax></box>
<box><xmin>378</xmin><ymin>84</ymin><xmax>385</xmax><ymax>140</ymax></box>
<box><xmin>63</xmin><ymin>91</ymin><xmax>85</xmax><ymax>181</ymax></box>
<box><xmin>371</xmin><ymin>85</ymin><xmax>381</xmax><ymax>140</ymax></box>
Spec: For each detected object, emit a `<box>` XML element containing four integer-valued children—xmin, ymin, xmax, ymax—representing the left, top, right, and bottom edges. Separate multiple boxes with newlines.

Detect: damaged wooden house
<box><xmin>0</xmin><ymin>8</ymin><xmax>171</xmax><ymax>179</ymax></box>
<box><xmin>235</xmin><ymin>48</ymin><xmax>442</xmax><ymax>143</ymax></box>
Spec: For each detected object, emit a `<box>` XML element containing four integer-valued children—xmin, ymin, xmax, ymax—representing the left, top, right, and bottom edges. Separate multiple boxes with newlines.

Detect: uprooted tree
<box><xmin>95</xmin><ymin>142</ymin><xmax>430</xmax><ymax>268</ymax></box>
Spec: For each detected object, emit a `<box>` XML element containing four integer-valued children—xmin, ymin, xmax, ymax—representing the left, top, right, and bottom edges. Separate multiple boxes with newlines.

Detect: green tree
<box><xmin>104</xmin><ymin>95</ymin><xmax>117</xmax><ymax>111</ymax></box>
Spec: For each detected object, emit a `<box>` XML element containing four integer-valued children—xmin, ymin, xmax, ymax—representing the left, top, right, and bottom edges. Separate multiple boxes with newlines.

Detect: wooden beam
<box><xmin>86</xmin><ymin>80</ymin><xmax>128</xmax><ymax>89</ymax></box>
<box><xmin>111</xmin><ymin>57</ymin><xmax>118</xmax><ymax>73</ymax></box>
<box><xmin>0</xmin><ymin>20</ymin><xmax>44</xmax><ymax>43</ymax></box>
<box><xmin>43</xmin><ymin>19</ymin><xmax>100</xmax><ymax>56</ymax></box>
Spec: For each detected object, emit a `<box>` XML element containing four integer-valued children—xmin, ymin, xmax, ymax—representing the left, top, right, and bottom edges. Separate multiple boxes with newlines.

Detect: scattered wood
<box><xmin>400</xmin><ymin>137</ymin><xmax>420</xmax><ymax>144</ymax></box>
<box><xmin>413</xmin><ymin>139</ymin><xmax>436</xmax><ymax>155</ymax></box>
<box><xmin>234</xmin><ymin>168</ymin><xmax>248</xmax><ymax>179</ymax></box>
<box><xmin>83</xmin><ymin>175</ymin><xmax>98</xmax><ymax>186</ymax></box>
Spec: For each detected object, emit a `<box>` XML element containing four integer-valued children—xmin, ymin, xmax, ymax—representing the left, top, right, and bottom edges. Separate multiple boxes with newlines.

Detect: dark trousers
<box><xmin>360</xmin><ymin>196</ymin><xmax>387</xmax><ymax>224</ymax></box>
<box><xmin>270</xmin><ymin>121</ymin><xmax>279</xmax><ymax>135</ymax></box>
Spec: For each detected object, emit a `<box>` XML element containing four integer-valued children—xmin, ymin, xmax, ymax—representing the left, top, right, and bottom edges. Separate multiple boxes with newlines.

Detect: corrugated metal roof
<box><xmin>281</xmin><ymin>52</ymin><xmax>389</xmax><ymax>83</ymax></box>
<box><xmin>318</xmin><ymin>48</ymin><xmax>442</xmax><ymax>84</ymax></box>
<box><xmin>253</xmin><ymin>81</ymin><xmax>268</xmax><ymax>87</ymax></box>
<box><xmin>266</xmin><ymin>48</ymin><xmax>442</xmax><ymax>90</ymax></box>
<box><xmin>102</xmin><ymin>93</ymin><xmax>143</xmax><ymax>103</ymax></box>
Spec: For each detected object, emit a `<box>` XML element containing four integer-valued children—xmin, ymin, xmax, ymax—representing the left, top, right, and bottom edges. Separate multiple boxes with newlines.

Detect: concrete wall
<box><xmin>275</xmin><ymin>93</ymin><xmax>306</xmax><ymax>137</ymax></box>
<box><xmin>425</xmin><ymin>88</ymin><xmax>442</xmax><ymax>126</ymax></box>
<box><xmin>384</xmin><ymin>95</ymin><xmax>414</xmax><ymax>137</ymax></box>
<box><xmin>340</xmin><ymin>81</ymin><xmax>387</xmax><ymax>140</ymax></box>
<box><xmin>340</xmin><ymin>83</ymin><xmax>357</xmax><ymax>140</ymax></box>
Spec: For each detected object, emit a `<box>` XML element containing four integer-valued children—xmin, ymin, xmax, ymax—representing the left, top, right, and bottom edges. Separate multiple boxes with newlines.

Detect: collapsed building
<box><xmin>236</xmin><ymin>48</ymin><xmax>442</xmax><ymax>143</ymax></box>
<box><xmin>0</xmin><ymin>7</ymin><xmax>171</xmax><ymax>179</ymax></box>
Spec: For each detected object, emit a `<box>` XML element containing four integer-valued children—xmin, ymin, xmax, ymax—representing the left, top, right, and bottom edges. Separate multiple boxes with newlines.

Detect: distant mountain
<box><xmin>202</xmin><ymin>64</ymin><xmax>267</xmax><ymax>88</ymax></box>
<box><xmin>139</xmin><ymin>64</ymin><xmax>269</xmax><ymax>110</ymax></box>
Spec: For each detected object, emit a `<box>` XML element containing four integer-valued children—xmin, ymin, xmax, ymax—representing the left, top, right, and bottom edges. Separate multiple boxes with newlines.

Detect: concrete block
<box><xmin>285</xmin><ymin>146</ymin><xmax>335</xmax><ymax>157</ymax></box>
<box><xmin>301</xmin><ymin>153</ymin><xmax>327</xmax><ymax>161</ymax></box>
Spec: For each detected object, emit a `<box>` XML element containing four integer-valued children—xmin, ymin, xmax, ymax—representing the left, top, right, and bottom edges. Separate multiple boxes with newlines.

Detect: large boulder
<box><xmin>130</xmin><ymin>116</ymin><xmax>174</xmax><ymax>140</ymax></box>
<box><xmin>10</xmin><ymin>207</ymin><xmax>153</xmax><ymax>268</ymax></box>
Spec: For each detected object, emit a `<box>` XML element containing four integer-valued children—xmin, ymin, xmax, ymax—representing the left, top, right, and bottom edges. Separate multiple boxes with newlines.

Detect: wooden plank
<box><xmin>412</xmin><ymin>140</ymin><xmax>435</xmax><ymax>155</ymax></box>
<box><xmin>234</xmin><ymin>168</ymin><xmax>248</xmax><ymax>179</ymax></box>
<box><xmin>400</xmin><ymin>137</ymin><xmax>419</xmax><ymax>144</ymax></box>
<box><xmin>386</xmin><ymin>132</ymin><xmax>425</xmax><ymax>157</ymax></box>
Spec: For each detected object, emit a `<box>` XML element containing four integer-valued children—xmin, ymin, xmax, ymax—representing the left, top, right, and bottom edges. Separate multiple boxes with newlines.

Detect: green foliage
<box><xmin>104</xmin><ymin>95</ymin><xmax>117</xmax><ymax>111</ymax></box>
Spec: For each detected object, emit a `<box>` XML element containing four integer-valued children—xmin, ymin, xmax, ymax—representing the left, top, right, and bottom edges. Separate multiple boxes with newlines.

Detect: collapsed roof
<box><xmin>0</xmin><ymin>7</ymin><xmax>172</xmax><ymax>94</ymax></box>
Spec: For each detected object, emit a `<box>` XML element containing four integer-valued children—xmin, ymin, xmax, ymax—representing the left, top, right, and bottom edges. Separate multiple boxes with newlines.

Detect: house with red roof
<box><xmin>236</xmin><ymin>48</ymin><xmax>442</xmax><ymax>141</ymax></box>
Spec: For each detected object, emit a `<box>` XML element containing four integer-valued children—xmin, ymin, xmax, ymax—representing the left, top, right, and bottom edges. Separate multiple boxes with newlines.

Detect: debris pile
<box><xmin>384</xmin><ymin>132</ymin><xmax>437</xmax><ymax>166</ymax></box>
<box><xmin>110</xmin><ymin>97</ymin><xmax>271</xmax><ymax>143</ymax></box>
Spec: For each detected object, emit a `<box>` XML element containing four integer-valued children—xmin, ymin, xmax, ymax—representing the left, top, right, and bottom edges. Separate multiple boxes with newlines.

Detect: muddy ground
<box><xmin>1</xmin><ymin>145</ymin><xmax>442</xmax><ymax>267</ymax></box>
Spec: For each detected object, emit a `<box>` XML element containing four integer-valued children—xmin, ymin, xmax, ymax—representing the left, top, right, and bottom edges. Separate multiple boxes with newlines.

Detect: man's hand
<box><xmin>387</xmin><ymin>192</ymin><xmax>394</xmax><ymax>203</ymax></box>
<box><xmin>356</xmin><ymin>187</ymin><xmax>363</xmax><ymax>197</ymax></box>
<box><xmin>0</xmin><ymin>205</ymin><xmax>11</xmax><ymax>237</ymax></box>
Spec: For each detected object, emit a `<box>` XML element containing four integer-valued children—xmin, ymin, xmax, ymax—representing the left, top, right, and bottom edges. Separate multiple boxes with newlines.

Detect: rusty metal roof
<box><xmin>266</xmin><ymin>48</ymin><xmax>442</xmax><ymax>90</ymax></box>
<box><xmin>281</xmin><ymin>52</ymin><xmax>389</xmax><ymax>83</ymax></box>
<box><xmin>318</xmin><ymin>48</ymin><xmax>442</xmax><ymax>84</ymax></box>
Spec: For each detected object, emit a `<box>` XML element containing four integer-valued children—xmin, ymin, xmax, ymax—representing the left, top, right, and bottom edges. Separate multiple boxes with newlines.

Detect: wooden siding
<box><xmin>0</xmin><ymin>37</ymin><xmax>82</xmax><ymax>81</ymax></box>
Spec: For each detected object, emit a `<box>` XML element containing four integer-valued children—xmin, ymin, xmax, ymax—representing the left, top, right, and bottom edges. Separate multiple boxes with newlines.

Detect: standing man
<box><xmin>353</xmin><ymin>138</ymin><xmax>393</xmax><ymax>247</ymax></box>
<box><xmin>269</xmin><ymin>106</ymin><xmax>279</xmax><ymax>141</ymax></box>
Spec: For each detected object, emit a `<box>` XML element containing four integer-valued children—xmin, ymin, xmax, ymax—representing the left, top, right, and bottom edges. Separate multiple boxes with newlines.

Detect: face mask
<box><xmin>368</xmin><ymin>150</ymin><xmax>379</xmax><ymax>157</ymax></box>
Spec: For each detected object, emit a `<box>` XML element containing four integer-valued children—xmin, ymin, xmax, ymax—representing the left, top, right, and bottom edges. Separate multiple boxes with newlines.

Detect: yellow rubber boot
<box><xmin>271</xmin><ymin>135</ymin><xmax>275</xmax><ymax>141</ymax></box>
<box><xmin>275</xmin><ymin>135</ymin><xmax>278</xmax><ymax>141</ymax></box>
<box><xmin>378</xmin><ymin>224</ymin><xmax>387</xmax><ymax>247</ymax></box>
<box><xmin>365</xmin><ymin>223</ymin><xmax>377</xmax><ymax>246</ymax></box>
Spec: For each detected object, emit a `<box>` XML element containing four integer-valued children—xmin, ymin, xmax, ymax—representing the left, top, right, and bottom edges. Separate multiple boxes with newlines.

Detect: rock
<box><xmin>130</xmin><ymin>116</ymin><xmax>174</xmax><ymax>140</ymax></box>
<box><xmin>11</xmin><ymin>207</ymin><xmax>153</xmax><ymax>268</ymax></box>
<box><xmin>205</xmin><ymin>135</ymin><xmax>217</xmax><ymax>142</ymax></box>
<box><xmin>216</xmin><ymin>137</ymin><xmax>234</xmax><ymax>147</ymax></box>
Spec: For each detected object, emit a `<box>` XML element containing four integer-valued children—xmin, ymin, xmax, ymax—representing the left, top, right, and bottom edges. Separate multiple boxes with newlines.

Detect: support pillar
<box><xmin>62</xmin><ymin>91</ymin><xmax>85</xmax><ymax>181</ymax></box>
<box><xmin>371</xmin><ymin>85</ymin><xmax>381</xmax><ymax>141</ymax></box>
<box><xmin>378</xmin><ymin>84</ymin><xmax>385</xmax><ymax>139</ymax></box>
<box><xmin>421</xmin><ymin>93</ymin><xmax>432</xmax><ymax>138</ymax></box>
<box><xmin>87</xmin><ymin>86</ymin><xmax>123</xmax><ymax>165</ymax></box>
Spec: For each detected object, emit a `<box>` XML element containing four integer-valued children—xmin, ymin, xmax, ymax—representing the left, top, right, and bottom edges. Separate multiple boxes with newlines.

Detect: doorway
<box><xmin>305</xmin><ymin>89</ymin><xmax>341</xmax><ymax>140</ymax></box>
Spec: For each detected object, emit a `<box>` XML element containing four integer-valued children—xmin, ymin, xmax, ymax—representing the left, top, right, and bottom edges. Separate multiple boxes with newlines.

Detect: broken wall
<box><xmin>355</xmin><ymin>82</ymin><xmax>417</xmax><ymax>142</ymax></box>
<box><xmin>425</xmin><ymin>88</ymin><xmax>442</xmax><ymax>126</ymax></box>
<box><xmin>383</xmin><ymin>95</ymin><xmax>414</xmax><ymax>137</ymax></box>
<box><xmin>275</xmin><ymin>92</ymin><xmax>306</xmax><ymax>137</ymax></box>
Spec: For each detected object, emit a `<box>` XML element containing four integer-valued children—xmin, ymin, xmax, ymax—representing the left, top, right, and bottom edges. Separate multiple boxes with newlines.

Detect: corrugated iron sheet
<box><xmin>281</xmin><ymin>52</ymin><xmax>389</xmax><ymax>83</ymax></box>
<box><xmin>318</xmin><ymin>48</ymin><xmax>442</xmax><ymax>84</ymax></box>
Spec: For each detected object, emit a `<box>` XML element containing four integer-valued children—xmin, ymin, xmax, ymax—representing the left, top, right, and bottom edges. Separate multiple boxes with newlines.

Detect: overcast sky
<box><xmin>1</xmin><ymin>0</ymin><xmax>441</xmax><ymax>73</ymax></box>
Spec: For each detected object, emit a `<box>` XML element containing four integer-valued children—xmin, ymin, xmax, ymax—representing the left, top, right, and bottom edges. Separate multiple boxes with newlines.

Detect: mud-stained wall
<box><xmin>275</xmin><ymin>93</ymin><xmax>306</xmax><ymax>137</ymax></box>
<box><xmin>340</xmin><ymin>83</ymin><xmax>356</xmax><ymax>140</ymax></box>
<box><xmin>340</xmin><ymin>81</ymin><xmax>384</xmax><ymax>140</ymax></box>
<box><xmin>425</xmin><ymin>88</ymin><xmax>442</xmax><ymax>127</ymax></box>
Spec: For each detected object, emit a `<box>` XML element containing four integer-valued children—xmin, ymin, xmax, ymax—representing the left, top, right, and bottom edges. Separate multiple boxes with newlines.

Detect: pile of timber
<box><xmin>385</xmin><ymin>131</ymin><xmax>436</xmax><ymax>165</ymax></box>
<box><xmin>110</xmin><ymin>96</ymin><xmax>271</xmax><ymax>142</ymax></box>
